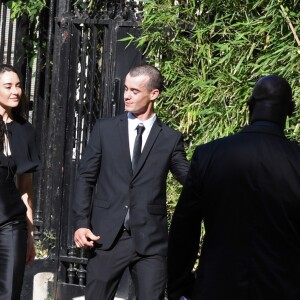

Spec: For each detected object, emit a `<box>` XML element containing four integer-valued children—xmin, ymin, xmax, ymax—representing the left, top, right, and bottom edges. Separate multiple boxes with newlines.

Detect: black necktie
<box><xmin>132</xmin><ymin>123</ymin><xmax>145</xmax><ymax>172</ymax></box>
<box><xmin>124</xmin><ymin>123</ymin><xmax>145</xmax><ymax>231</ymax></box>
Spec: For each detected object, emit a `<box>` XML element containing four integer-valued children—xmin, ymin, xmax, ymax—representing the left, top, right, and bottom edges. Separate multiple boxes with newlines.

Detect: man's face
<box><xmin>124</xmin><ymin>74</ymin><xmax>159</xmax><ymax>118</ymax></box>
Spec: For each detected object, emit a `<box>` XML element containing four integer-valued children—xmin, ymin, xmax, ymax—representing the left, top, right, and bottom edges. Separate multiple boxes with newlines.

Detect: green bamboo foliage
<box><xmin>132</xmin><ymin>0</ymin><xmax>300</xmax><ymax>214</ymax></box>
<box><xmin>136</xmin><ymin>0</ymin><xmax>300</xmax><ymax>158</ymax></box>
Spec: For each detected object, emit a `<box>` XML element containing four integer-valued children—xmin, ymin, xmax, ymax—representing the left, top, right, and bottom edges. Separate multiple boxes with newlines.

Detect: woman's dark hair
<box><xmin>0</xmin><ymin>64</ymin><xmax>27</xmax><ymax>151</ymax></box>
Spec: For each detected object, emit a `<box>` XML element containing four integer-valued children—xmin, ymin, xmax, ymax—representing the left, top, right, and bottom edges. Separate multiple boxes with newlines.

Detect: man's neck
<box><xmin>131</xmin><ymin>111</ymin><xmax>155</xmax><ymax>122</ymax></box>
<box><xmin>251</xmin><ymin>120</ymin><xmax>283</xmax><ymax>129</ymax></box>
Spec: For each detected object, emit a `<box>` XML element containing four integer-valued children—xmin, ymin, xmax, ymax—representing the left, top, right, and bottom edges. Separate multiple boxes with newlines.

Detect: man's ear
<box><xmin>150</xmin><ymin>89</ymin><xmax>160</xmax><ymax>101</ymax></box>
<box><xmin>247</xmin><ymin>95</ymin><xmax>255</xmax><ymax>113</ymax></box>
<box><xmin>288</xmin><ymin>100</ymin><xmax>295</xmax><ymax>117</ymax></box>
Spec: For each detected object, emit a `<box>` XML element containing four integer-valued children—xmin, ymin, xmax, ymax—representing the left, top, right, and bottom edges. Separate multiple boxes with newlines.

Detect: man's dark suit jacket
<box><xmin>168</xmin><ymin>124</ymin><xmax>300</xmax><ymax>300</ymax></box>
<box><xmin>73</xmin><ymin>113</ymin><xmax>189</xmax><ymax>256</ymax></box>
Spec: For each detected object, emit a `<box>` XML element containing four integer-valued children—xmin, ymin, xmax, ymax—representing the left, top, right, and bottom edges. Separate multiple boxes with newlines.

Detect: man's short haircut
<box><xmin>129</xmin><ymin>64</ymin><xmax>164</xmax><ymax>92</ymax></box>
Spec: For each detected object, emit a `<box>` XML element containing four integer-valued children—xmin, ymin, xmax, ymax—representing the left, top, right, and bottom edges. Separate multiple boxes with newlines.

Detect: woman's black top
<box><xmin>0</xmin><ymin>119</ymin><xmax>40</xmax><ymax>226</ymax></box>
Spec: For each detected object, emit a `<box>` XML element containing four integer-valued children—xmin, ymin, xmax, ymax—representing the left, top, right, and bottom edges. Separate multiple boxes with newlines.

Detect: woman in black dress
<box><xmin>0</xmin><ymin>64</ymin><xmax>40</xmax><ymax>299</ymax></box>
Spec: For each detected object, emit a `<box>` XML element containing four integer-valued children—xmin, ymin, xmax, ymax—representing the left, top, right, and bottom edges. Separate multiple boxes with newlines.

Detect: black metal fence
<box><xmin>0</xmin><ymin>0</ymin><xmax>143</xmax><ymax>298</ymax></box>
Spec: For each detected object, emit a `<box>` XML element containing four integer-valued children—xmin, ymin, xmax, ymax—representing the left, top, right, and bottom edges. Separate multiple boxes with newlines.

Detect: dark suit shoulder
<box><xmin>95</xmin><ymin>113</ymin><xmax>126</xmax><ymax>123</ymax></box>
<box><xmin>194</xmin><ymin>126</ymin><xmax>300</xmax><ymax>160</ymax></box>
<box><xmin>194</xmin><ymin>135</ymin><xmax>227</xmax><ymax>153</ymax></box>
<box><xmin>93</xmin><ymin>113</ymin><xmax>127</xmax><ymax>128</ymax></box>
<box><xmin>156</xmin><ymin>118</ymin><xmax>183</xmax><ymax>137</ymax></box>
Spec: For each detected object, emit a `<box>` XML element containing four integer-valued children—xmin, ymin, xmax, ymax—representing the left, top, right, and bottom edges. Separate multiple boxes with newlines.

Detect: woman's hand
<box><xmin>26</xmin><ymin>232</ymin><xmax>36</xmax><ymax>265</ymax></box>
<box><xmin>17</xmin><ymin>173</ymin><xmax>36</xmax><ymax>264</ymax></box>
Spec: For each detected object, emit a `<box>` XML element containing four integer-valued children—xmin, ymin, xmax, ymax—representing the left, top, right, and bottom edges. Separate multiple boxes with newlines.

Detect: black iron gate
<box><xmin>1</xmin><ymin>0</ymin><xmax>144</xmax><ymax>299</ymax></box>
<box><xmin>53</xmin><ymin>8</ymin><xmax>144</xmax><ymax>300</ymax></box>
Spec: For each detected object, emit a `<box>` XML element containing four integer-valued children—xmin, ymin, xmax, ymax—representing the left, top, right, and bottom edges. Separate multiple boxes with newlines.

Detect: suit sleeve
<box><xmin>72</xmin><ymin>120</ymin><xmax>102</xmax><ymax>230</ymax></box>
<box><xmin>170</xmin><ymin>133</ymin><xmax>190</xmax><ymax>185</ymax></box>
<box><xmin>168</xmin><ymin>148</ymin><xmax>204</xmax><ymax>300</ymax></box>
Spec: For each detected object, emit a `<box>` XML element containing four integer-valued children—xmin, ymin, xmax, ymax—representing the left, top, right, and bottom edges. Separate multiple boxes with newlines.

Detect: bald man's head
<box><xmin>248</xmin><ymin>75</ymin><xmax>294</xmax><ymax>128</ymax></box>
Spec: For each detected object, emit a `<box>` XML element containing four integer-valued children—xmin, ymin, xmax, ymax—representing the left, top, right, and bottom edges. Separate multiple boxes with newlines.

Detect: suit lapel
<box><xmin>117</xmin><ymin>114</ymin><xmax>132</xmax><ymax>172</ymax></box>
<box><xmin>132</xmin><ymin>118</ymin><xmax>162</xmax><ymax>177</ymax></box>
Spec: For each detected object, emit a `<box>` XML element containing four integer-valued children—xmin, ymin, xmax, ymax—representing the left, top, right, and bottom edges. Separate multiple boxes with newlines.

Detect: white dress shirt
<box><xmin>127</xmin><ymin>112</ymin><xmax>156</xmax><ymax>161</ymax></box>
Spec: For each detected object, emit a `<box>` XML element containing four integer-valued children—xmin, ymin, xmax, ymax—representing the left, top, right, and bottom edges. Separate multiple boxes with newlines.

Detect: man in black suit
<box><xmin>73</xmin><ymin>64</ymin><xmax>190</xmax><ymax>300</ymax></box>
<box><xmin>168</xmin><ymin>75</ymin><xmax>300</xmax><ymax>300</ymax></box>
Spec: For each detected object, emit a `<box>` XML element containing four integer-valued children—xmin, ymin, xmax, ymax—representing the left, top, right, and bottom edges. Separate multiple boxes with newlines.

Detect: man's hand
<box><xmin>74</xmin><ymin>228</ymin><xmax>100</xmax><ymax>248</ymax></box>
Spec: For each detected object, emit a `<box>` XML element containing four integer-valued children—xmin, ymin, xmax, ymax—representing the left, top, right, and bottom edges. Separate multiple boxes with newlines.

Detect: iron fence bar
<box><xmin>6</xmin><ymin>13</ymin><xmax>13</xmax><ymax>65</ymax></box>
<box><xmin>74</xmin><ymin>23</ymin><xmax>88</xmax><ymax>162</ymax></box>
<box><xmin>57</xmin><ymin>0</ymin><xmax>71</xmax><ymax>16</ymax></box>
<box><xmin>32</xmin><ymin>35</ymin><xmax>42</xmax><ymax>124</ymax></box>
<box><xmin>33</xmin><ymin>0</ymin><xmax>57</xmax><ymax>240</ymax></box>
<box><xmin>85</xmin><ymin>24</ymin><xmax>98</xmax><ymax>137</ymax></box>
<box><xmin>43</xmin><ymin>0</ymin><xmax>56</xmax><ymax>108</ymax></box>
<box><xmin>24</xmin><ymin>45</ymin><xmax>32</xmax><ymax>118</ymax></box>
<box><xmin>42</xmin><ymin>7</ymin><xmax>73</xmax><ymax>296</ymax></box>
<box><xmin>80</xmin><ymin>25</ymin><xmax>90</xmax><ymax>147</ymax></box>
<box><xmin>64</xmin><ymin>21</ymin><xmax>81</xmax><ymax>248</ymax></box>
<box><xmin>55</xmin><ymin>20</ymin><xmax>82</xmax><ymax>288</ymax></box>
<box><xmin>13</xmin><ymin>14</ymin><xmax>28</xmax><ymax>77</ymax></box>
<box><xmin>99</xmin><ymin>20</ymin><xmax>113</xmax><ymax>118</ymax></box>
<box><xmin>71</xmin><ymin>25</ymin><xmax>83</xmax><ymax>171</ymax></box>
<box><xmin>0</xmin><ymin>4</ymin><xmax>7</xmax><ymax>63</ymax></box>
<box><xmin>32</xmin><ymin>37</ymin><xmax>43</xmax><ymax>240</ymax></box>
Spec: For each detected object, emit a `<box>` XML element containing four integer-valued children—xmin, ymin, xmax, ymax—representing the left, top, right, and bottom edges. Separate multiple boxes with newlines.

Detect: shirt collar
<box><xmin>251</xmin><ymin>121</ymin><xmax>281</xmax><ymax>129</ymax></box>
<box><xmin>127</xmin><ymin>112</ymin><xmax>156</xmax><ymax>130</ymax></box>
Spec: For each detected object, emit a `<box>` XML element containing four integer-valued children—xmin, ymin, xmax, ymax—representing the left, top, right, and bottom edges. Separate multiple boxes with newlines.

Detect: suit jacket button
<box><xmin>125</xmin><ymin>205</ymin><xmax>128</xmax><ymax>209</ymax></box>
<box><xmin>129</xmin><ymin>184</ymin><xmax>133</xmax><ymax>189</ymax></box>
